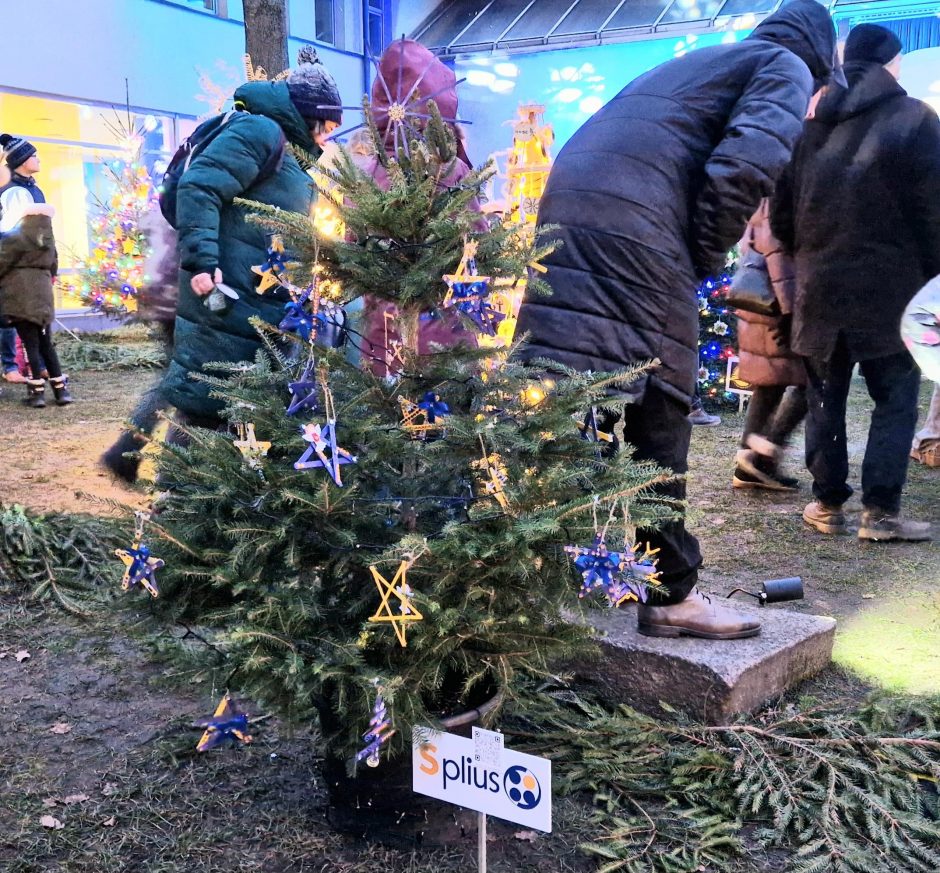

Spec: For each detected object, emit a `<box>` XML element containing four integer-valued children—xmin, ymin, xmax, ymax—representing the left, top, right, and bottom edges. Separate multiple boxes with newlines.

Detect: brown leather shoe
<box><xmin>637</xmin><ymin>587</ymin><xmax>760</xmax><ymax>640</ymax></box>
<box><xmin>858</xmin><ymin>510</ymin><xmax>931</xmax><ymax>542</ymax></box>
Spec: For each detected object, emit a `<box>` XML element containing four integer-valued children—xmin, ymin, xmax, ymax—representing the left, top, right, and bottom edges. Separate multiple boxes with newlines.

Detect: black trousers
<box><xmin>11</xmin><ymin>320</ymin><xmax>61</xmax><ymax>379</ymax></box>
<box><xmin>599</xmin><ymin>387</ymin><xmax>702</xmax><ymax>605</ymax></box>
<box><xmin>741</xmin><ymin>385</ymin><xmax>808</xmax><ymax>449</ymax></box>
<box><xmin>804</xmin><ymin>340</ymin><xmax>920</xmax><ymax>515</ymax></box>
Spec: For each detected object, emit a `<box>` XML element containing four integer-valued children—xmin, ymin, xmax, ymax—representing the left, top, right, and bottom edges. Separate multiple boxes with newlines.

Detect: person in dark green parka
<box><xmin>163</xmin><ymin>46</ymin><xmax>343</xmax><ymax>423</ymax></box>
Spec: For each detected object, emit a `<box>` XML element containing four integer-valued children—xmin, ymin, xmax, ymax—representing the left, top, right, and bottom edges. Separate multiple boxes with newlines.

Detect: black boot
<box><xmin>50</xmin><ymin>375</ymin><xmax>73</xmax><ymax>405</ymax></box>
<box><xmin>25</xmin><ymin>378</ymin><xmax>46</xmax><ymax>409</ymax></box>
<box><xmin>101</xmin><ymin>429</ymin><xmax>144</xmax><ymax>484</ymax></box>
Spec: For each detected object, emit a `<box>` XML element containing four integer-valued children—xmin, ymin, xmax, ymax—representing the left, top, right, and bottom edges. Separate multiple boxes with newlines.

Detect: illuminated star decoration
<box><xmin>293</xmin><ymin>379</ymin><xmax>357</xmax><ymax>486</ymax></box>
<box><xmin>196</xmin><ymin>694</ymin><xmax>253</xmax><ymax>752</ymax></box>
<box><xmin>233</xmin><ymin>422</ymin><xmax>271</xmax><ymax>472</ymax></box>
<box><xmin>252</xmin><ymin>235</ymin><xmax>296</xmax><ymax>294</ymax></box>
<box><xmin>368</xmin><ymin>557</ymin><xmax>424</xmax><ymax>647</ymax></box>
<box><xmin>471</xmin><ymin>438</ymin><xmax>510</xmax><ymax>511</ymax></box>
<box><xmin>356</xmin><ymin>682</ymin><xmax>395</xmax><ymax>767</ymax></box>
<box><xmin>115</xmin><ymin>542</ymin><xmax>164</xmax><ymax>598</ymax></box>
<box><xmin>442</xmin><ymin>240</ymin><xmax>504</xmax><ymax>337</ymax></box>
<box><xmin>399</xmin><ymin>391</ymin><xmax>449</xmax><ymax>439</ymax></box>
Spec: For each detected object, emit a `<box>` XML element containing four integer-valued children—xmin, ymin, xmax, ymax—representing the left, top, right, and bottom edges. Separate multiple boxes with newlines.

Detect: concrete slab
<box><xmin>572</xmin><ymin>603</ymin><xmax>837</xmax><ymax>723</ymax></box>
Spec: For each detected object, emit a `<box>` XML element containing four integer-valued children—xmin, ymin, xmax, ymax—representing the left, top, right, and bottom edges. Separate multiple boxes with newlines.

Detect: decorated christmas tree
<box><xmin>143</xmin><ymin>98</ymin><xmax>675</xmax><ymax>790</ymax></box>
<box><xmin>60</xmin><ymin>158</ymin><xmax>158</xmax><ymax>316</ymax></box>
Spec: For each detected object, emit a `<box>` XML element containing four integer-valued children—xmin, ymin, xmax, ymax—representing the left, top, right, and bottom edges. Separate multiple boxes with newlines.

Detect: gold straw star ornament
<box><xmin>368</xmin><ymin>559</ymin><xmax>424</xmax><ymax>647</ymax></box>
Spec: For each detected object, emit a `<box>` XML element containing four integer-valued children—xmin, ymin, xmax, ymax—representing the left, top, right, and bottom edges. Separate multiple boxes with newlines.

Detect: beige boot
<box><xmin>803</xmin><ymin>500</ymin><xmax>846</xmax><ymax>534</ymax></box>
<box><xmin>638</xmin><ymin>587</ymin><xmax>760</xmax><ymax>640</ymax></box>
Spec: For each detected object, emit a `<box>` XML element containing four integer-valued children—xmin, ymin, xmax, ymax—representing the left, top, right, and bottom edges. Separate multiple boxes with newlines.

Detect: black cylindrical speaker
<box><xmin>762</xmin><ymin>576</ymin><xmax>804</xmax><ymax>604</ymax></box>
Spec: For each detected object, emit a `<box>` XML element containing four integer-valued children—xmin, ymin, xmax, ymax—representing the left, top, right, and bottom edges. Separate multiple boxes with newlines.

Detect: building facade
<box><xmin>0</xmin><ymin>0</ymin><xmax>437</xmax><ymax>291</ymax></box>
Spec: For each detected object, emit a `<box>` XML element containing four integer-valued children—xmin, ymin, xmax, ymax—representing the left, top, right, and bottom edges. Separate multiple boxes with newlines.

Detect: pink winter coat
<box><xmin>736</xmin><ymin>199</ymin><xmax>806</xmax><ymax>387</ymax></box>
<box><xmin>355</xmin><ymin>38</ymin><xmax>483</xmax><ymax>378</ymax></box>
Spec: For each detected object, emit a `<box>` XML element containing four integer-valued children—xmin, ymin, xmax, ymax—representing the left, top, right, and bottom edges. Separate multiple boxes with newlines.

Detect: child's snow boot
<box><xmin>50</xmin><ymin>375</ymin><xmax>73</xmax><ymax>406</ymax></box>
<box><xmin>25</xmin><ymin>378</ymin><xmax>46</xmax><ymax>408</ymax></box>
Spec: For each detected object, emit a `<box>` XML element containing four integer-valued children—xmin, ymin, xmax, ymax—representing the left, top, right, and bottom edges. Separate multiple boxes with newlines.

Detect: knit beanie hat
<box><xmin>844</xmin><ymin>24</ymin><xmax>903</xmax><ymax>66</ymax></box>
<box><xmin>0</xmin><ymin>133</ymin><xmax>37</xmax><ymax>170</ymax></box>
<box><xmin>287</xmin><ymin>46</ymin><xmax>343</xmax><ymax>126</ymax></box>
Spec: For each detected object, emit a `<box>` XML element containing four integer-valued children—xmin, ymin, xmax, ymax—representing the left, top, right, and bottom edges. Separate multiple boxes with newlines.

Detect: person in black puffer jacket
<box><xmin>771</xmin><ymin>24</ymin><xmax>940</xmax><ymax>544</ymax></box>
<box><xmin>514</xmin><ymin>0</ymin><xmax>840</xmax><ymax>641</ymax></box>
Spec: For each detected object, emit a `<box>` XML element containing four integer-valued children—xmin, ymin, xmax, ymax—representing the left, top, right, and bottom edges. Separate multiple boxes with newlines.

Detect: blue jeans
<box><xmin>1</xmin><ymin>327</ymin><xmax>17</xmax><ymax>373</ymax></box>
<box><xmin>804</xmin><ymin>340</ymin><xmax>921</xmax><ymax>514</ymax></box>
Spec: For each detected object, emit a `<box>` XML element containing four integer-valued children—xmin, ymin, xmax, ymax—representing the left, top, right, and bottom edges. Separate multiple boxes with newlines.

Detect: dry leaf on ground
<box><xmin>49</xmin><ymin>723</ymin><xmax>72</xmax><ymax>735</ymax></box>
<box><xmin>14</xmin><ymin>650</ymin><xmax>30</xmax><ymax>663</ymax></box>
<box><xmin>102</xmin><ymin>816</ymin><xmax>116</xmax><ymax>827</ymax></box>
<box><xmin>514</xmin><ymin>830</ymin><xmax>539</xmax><ymax>842</ymax></box>
<box><xmin>41</xmin><ymin>798</ymin><xmax>57</xmax><ymax>809</ymax></box>
<box><xmin>40</xmin><ymin>815</ymin><xmax>64</xmax><ymax>829</ymax></box>
<box><xmin>62</xmin><ymin>793</ymin><xmax>89</xmax><ymax>805</ymax></box>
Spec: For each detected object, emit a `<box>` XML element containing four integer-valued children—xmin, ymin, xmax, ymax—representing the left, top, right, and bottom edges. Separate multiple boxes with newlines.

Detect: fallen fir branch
<box><xmin>0</xmin><ymin>504</ymin><xmax>126</xmax><ymax>614</ymax></box>
<box><xmin>510</xmin><ymin>686</ymin><xmax>940</xmax><ymax>873</ymax></box>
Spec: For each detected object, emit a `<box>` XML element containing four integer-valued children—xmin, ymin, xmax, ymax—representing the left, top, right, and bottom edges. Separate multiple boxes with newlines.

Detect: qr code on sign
<box><xmin>472</xmin><ymin>726</ymin><xmax>504</xmax><ymax>767</ymax></box>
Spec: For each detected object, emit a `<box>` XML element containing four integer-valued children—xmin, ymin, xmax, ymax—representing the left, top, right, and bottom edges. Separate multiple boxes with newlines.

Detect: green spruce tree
<box><xmin>148</xmin><ymin>101</ymin><xmax>677</xmax><ymax>768</ymax></box>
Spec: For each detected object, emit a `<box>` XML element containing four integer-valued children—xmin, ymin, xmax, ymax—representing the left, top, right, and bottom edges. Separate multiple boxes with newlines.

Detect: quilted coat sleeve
<box><xmin>0</xmin><ymin>228</ymin><xmax>24</xmax><ymax>281</ymax></box>
<box><xmin>906</xmin><ymin>111</ymin><xmax>940</xmax><ymax>281</ymax></box>
<box><xmin>690</xmin><ymin>52</ymin><xmax>812</xmax><ymax>279</ymax></box>
<box><xmin>176</xmin><ymin>114</ymin><xmax>284</xmax><ymax>275</ymax></box>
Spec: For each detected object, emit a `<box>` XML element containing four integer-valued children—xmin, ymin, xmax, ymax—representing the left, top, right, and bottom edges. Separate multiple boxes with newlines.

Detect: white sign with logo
<box><xmin>413</xmin><ymin>727</ymin><xmax>552</xmax><ymax>832</ymax></box>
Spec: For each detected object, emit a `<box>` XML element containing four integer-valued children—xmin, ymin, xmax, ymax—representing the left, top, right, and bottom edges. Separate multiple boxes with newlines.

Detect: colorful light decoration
<box><xmin>61</xmin><ymin>159</ymin><xmax>158</xmax><ymax>316</ymax></box>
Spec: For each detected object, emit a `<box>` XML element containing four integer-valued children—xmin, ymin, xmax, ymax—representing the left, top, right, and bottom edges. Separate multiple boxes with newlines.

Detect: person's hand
<box><xmin>770</xmin><ymin>314</ymin><xmax>792</xmax><ymax>348</ymax></box>
<box><xmin>190</xmin><ymin>268</ymin><xmax>223</xmax><ymax>296</ymax></box>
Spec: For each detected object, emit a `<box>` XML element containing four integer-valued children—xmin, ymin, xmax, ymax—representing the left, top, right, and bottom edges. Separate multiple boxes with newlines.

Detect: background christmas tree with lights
<box><xmin>60</xmin><ymin>158</ymin><xmax>158</xmax><ymax>317</ymax></box>
<box><xmin>696</xmin><ymin>258</ymin><xmax>742</xmax><ymax>410</ymax></box>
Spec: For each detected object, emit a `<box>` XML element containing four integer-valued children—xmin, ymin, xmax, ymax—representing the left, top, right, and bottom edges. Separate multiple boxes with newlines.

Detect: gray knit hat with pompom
<box><xmin>287</xmin><ymin>45</ymin><xmax>343</xmax><ymax>126</ymax></box>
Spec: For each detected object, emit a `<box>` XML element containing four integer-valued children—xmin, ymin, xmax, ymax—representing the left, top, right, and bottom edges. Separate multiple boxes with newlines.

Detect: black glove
<box><xmin>770</xmin><ymin>314</ymin><xmax>792</xmax><ymax>348</ymax></box>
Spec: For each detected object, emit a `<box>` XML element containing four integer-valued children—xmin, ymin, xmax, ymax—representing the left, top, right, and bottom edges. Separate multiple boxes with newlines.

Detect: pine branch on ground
<box><xmin>0</xmin><ymin>504</ymin><xmax>126</xmax><ymax>615</ymax></box>
<box><xmin>508</xmin><ymin>686</ymin><xmax>940</xmax><ymax>873</ymax></box>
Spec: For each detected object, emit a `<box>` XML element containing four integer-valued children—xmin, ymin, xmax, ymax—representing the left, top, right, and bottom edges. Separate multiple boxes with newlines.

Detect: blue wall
<box><xmin>0</xmin><ymin>0</ymin><xmax>366</xmax><ymax>118</ymax></box>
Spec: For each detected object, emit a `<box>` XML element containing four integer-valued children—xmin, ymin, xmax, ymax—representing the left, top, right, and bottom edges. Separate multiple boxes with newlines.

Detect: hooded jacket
<box><xmin>0</xmin><ymin>206</ymin><xmax>57</xmax><ymax>327</ymax></box>
<box><xmin>771</xmin><ymin>62</ymin><xmax>940</xmax><ymax>362</ymax></box>
<box><xmin>352</xmin><ymin>39</ymin><xmax>481</xmax><ymax>378</ymax></box>
<box><xmin>162</xmin><ymin>80</ymin><xmax>319</xmax><ymax>418</ymax></box>
<box><xmin>513</xmin><ymin>0</ymin><xmax>836</xmax><ymax>405</ymax></box>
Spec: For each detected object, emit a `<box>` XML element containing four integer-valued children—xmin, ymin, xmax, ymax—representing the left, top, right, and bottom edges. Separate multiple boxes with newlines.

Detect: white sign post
<box><xmin>413</xmin><ymin>726</ymin><xmax>552</xmax><ymax>872</ymax></box>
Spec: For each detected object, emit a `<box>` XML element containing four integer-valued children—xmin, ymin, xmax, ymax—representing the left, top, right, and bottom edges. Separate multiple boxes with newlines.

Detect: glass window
<box><xmin>453</xmin><ymin>0</ymin><xmax>534</xmax><ymax>46</ymax></box>
<box><xmin>0</xmin><ymin>91</ymin><xmax>181</xmax><ymax>307</ymax></box>
<box><xmin>551</xmin><ymin>0</ymin><xmax>623</xmax><ymax>36</ymax></box>
<box><xmin>501</xmin><ymin>0</ymin><xmax>588</xmax><ymax>42</ymax></box>
<box><xmin>605</xmin><ymin>0</ymin><xmax>674</xmax><ymax>30</ymax></box>
<box><xmin>715</xmin><ymin>0</ymin><xmax>776</xmax><ymax>16</ymax></box>
<box><xmin>662</xmin><ymin>0</ymin><xmax>724</xmax><ymax>23</ymax></box>
<box><xmin>418</xmin><ymin>0</ymin><xmax>485</xmax><ymax>49</ymax></box>
<box><xmin>315</xmin><ymin>0</ymin><xmax>335</xmax><ymax>44</ymax></box>
<box><xmin>368</xmin><ymin>10</ymin><xmax>385</xmax><ymax>53</ymax></box>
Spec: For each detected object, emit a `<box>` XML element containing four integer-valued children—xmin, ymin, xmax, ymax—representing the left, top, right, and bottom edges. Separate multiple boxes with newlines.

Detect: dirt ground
<box><xmin>0</xmin><ymin>368</ymin><xmax>938</xmax><ymax>871</ymax></box>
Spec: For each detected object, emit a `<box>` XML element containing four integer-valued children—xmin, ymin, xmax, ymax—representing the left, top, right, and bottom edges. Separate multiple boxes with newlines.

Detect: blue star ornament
<box><xmin>279</xmin><ymin>300</ymin><xmax>315</xmax><ymax>341</ymax></box>
<box><xmin>417</xmin><ymin>391</ymin><xmax>449</xmax><ymax>424</ymax></box>
<box><xmin>196</xmin><ymin>695</ymin><xmax>253</xmax><ymax>752</ymax></box>
<box><xmin>563</xmin><ymin>535</ymin><xmax>628</xmax><ymax>598</ymax></box>
<box><xmin>294</xmin><ymin>421</ymin><xmax>357</xmax><ymax>486</ymax></box>
<box><xmin>115</xmin><ymin>542</ymin><xmax>164</xmax><ymax>598</ymax></box>
<box><xmin>286</xmin><ymin>364</ymin><xmax>318</xmax><ymax>416</ymax></box>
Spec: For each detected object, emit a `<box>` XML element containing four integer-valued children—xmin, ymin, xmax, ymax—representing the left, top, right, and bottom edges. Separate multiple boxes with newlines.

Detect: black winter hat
<box><xmin>844</xmin><ymin>24</ymin><xmax>903</xmax><ymax>65</ymax></box>
<box><xmin>286</xmin><ymin>46</ymin><xmax>343</xmax><ymax>126</ymax></box>
<box><xmin>0</xmin><ymin>133</ymin><xmax>37</xmax><ymax>170</ymax></box>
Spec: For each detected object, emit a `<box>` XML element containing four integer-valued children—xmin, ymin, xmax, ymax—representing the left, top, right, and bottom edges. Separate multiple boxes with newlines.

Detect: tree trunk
<box><xmin>242</xmin><ymin>0</ymin><xmax>290</xmax><ymax>81</ymax></box>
